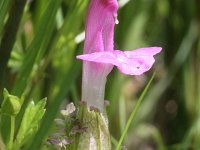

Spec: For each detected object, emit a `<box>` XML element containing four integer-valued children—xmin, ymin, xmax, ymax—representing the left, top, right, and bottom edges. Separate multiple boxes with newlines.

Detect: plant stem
<box><xmin>1</xmin><ymin>115</ymin><xmax>15</xmax><ymax>150</ymax></box>
<box><xmin>116</xmin><ymin>73</ymin><xmax>155</xmax><ymax>150</ymax></box>
<box><xmin>8</xmin><ymin>116</ymin><xmax>15</xmax><ymax>150</ymax></box>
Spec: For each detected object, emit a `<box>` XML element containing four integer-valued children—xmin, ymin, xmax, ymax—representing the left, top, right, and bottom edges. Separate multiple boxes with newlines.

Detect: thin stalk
<box><xmin>8</xmin><ymin>116</ymin><xmax>15</xmax><ymax>150</ymax></box>
<box><xmin>116</xmin><ymin>73</ymin><xmax>155</xmax><ymax>150</ymax></box>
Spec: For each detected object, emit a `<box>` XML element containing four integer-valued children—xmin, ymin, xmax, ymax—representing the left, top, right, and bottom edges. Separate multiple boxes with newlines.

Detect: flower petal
<box><xmin>117</xmin><ymin>47</ymin><xmax>162</xmax><ymax>75</ymax></box>
<box><xmin>77</xmin><ymin>47</ymin><xmax>162</xmax><ymax>75</ymax></box>
<box><xmin>124</xmin><ymin>47</ymin><xmax>162</xmax><ymax>57</ymax></box>
<box><xmin>84</xmin><ymin>0</ymin><xmax>118</xmax><ymax>54</ymax></box>
<box><xmin>77</xmin><ymin>51</ymin><xmax>117</xmax><ymax>65</ymax></box>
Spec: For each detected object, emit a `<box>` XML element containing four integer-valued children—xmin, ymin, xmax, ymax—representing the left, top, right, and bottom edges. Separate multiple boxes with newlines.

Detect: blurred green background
<box><xmin>0</xmin><ymin>0</ymin><xmax>200</xmax><ymax>149</ymax></box>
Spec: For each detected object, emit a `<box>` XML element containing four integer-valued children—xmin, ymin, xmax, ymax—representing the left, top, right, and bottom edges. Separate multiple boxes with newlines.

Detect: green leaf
<box><xmin>13</xmin><ymin>99</ymin><xmax>46</xmax><ymax>149</ymax></box>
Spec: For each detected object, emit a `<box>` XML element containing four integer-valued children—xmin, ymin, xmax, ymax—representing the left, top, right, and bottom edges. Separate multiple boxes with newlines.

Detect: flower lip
<box><xmin>76</xmin><ymin>47</ymin><xmax>162</xmax><ymax>76</ymax></box>
<box><xmin>100</xmin><ymin>0</ymin><xmax>118</xmax><ymax>12</ymax></box>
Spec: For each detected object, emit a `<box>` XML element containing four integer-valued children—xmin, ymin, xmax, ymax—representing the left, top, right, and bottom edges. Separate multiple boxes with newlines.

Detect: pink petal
<box><xmin>76</xmin><ymin>47</ymin><xmax>162</xmax><ymax>75</ymax></box>
<box><xmin>124</xmin><ymin>47</ymin><xmax>162</xmax><ymax>56</ymax></box>
<box><xmin>84</xmin><ymin>0</ymin><xmax>118</xmax><ymax>54</ymax></box>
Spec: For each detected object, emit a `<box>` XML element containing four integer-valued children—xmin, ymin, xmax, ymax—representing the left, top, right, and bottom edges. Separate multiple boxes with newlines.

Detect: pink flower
<box><xmin>77</xmin><ymin>0</ymin><xmax>162</xmax><ymax>110</ymax></box>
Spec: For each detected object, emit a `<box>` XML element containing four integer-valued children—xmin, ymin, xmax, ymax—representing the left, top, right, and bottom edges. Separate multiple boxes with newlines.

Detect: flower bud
<box><xmin>1</xmin><ymin>89</ymin><xmax>23</xmax><ymax>116</ymax></box>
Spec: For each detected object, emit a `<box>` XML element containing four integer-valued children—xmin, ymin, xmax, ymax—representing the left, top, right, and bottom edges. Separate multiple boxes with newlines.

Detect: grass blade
<box><xmin>0</xmin><ymin>0</ymin><xmax>12</xmax><ymax>34</ymax></box>
<box><xmin>0</xmin><ymin>0</ymin><xmax>26</xmax><ymax>96</ymax></box>
<box><xmin>116</xmin><ymin>73</ymin><xmax>155</xmax><ymax>150</ymax></box>
<box><xmin>12</xmin><ymin>0</ymin><xmax>61</xmax><ymax>96</ymax></box>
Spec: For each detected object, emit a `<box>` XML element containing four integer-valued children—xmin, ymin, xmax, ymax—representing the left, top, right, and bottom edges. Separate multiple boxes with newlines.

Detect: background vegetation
<box><xmin>0</xmin><ymin>0</ymin><xmax>200</xmax><ymax>149</ymax></box>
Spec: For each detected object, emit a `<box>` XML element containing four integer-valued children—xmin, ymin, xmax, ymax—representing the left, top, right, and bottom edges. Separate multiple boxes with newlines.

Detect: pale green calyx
<box><xmin>76</xmin><ymin>104</ymin><xmax>111</xmax><ymax>150</ymax></box>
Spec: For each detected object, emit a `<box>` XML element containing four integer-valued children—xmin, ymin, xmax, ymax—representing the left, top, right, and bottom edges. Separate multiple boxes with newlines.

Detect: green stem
<box><xmin>1</xmin><ymin>115</ymin><xmax>15</xmax><ymax>150</ymax></box>
<box><xmin>116</xmin><ymin>73</ymin><xmax>155</xmax><ymax>150</ymax></box>
<box><xmin>8</xmin><ymin>116</ymin><xmax>15</xmax><ymax>150</ymax></box>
